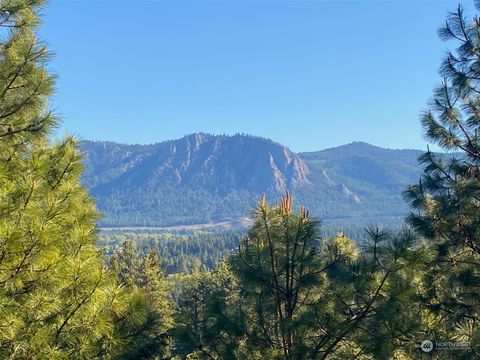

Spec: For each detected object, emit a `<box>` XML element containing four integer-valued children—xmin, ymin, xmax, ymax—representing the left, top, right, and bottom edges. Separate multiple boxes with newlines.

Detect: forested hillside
<box><xmin>81</xmin><ymin>137</ymin><xmax>428</xmax><ymax>228</ymax></box>
<box><xmin>100</xmin><ymin>229</ymin><xmax>243</xmax><ymax>274</ymax></box>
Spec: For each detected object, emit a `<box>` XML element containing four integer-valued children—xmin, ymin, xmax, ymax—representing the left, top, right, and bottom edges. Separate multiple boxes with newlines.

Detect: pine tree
<box><xmin>110</xmin><ymin>242</ymin><xmax>174</xmax><ymax>359</ymax></box>
<box><xmin>404</xmin><ymin>3</ymin><xmax>480</xmax><ymax>356</ymax></box>
<box><xmin>175</xmin><ymin>194</ymin><xmax>426</xmax><ymax>359</ymax></box>
<box><xmin>173</xmin><ymin>262</ymin><xmax>247</xmax><ymax>359</ymax></box>
<box><xmin>110</xmin><ymin>240</ymin><xmax>142</xmax><ymax>287</ymax></box>
<box><xmin>0</xmin><ymin>1</ymin><xmax>160</xmax><ymax>358</ymax></box>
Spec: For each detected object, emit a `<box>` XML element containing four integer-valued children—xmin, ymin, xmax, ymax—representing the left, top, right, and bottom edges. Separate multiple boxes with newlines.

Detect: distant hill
<box><xmin>80</xmin><ymin>134</ymin><xmax>427</xmax><ymax>229</ymax></box>
<box><xmin>297</xmin><ymin>142</ymin><xmax>423</xmax><ymax>227</ymax></box>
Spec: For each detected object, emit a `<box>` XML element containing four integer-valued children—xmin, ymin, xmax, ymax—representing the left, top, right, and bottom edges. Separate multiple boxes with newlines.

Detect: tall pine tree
<box><xmin>0</xmin><ymin>1</ymin><xmax>163</xmax><ymax>358</ymax></box>
<box><xmin>404</xmin><ymin>2</ymin><xmax>480</xmax><ymax>356</ymax></box>
<box><xmin>174</xmin><ymin>194</ymin><xmax>426</xmax><ymax>359</ymax></box>
<box><xmin>110</xmin><ymin>242</ymin><xmax>174</xmax><ymax>359</ymax></box>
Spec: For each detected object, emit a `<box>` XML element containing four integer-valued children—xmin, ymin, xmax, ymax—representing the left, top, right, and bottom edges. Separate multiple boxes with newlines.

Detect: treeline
<box><xmin>99</xmin><ymin>227</ymin><xmax>394</xmax><ymax>276</ymax></box>
<box><xmin>100</xmin><ymin>229</ymin><xmax>243</xmax><ymax>274</ymax></box>
<box><xmin>91</xmin><ymin>184</ymin><xmax>411</xmax><ymax>229</ymax></box>
<box><xmin>1</xmin><ymin>1</ymin><xmax>480</xmax><ymax>359</ymax></box>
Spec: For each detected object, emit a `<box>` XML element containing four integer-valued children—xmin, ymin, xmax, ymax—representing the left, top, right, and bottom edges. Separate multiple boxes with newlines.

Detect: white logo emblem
<box><xmin>421</xmin><ymin>340</ymin><xmax>434</xmax><ymax>353</ymax></box>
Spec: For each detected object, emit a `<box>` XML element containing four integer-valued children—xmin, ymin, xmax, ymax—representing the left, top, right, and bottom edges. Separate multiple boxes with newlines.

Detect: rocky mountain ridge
<box><xmin>81</xmin><ymin>134</ymin><xmax>427</xmax><ymax>228</ymax></box>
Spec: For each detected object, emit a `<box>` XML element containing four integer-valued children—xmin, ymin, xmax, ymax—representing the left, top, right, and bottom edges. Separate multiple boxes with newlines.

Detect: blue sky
<box><xmin>42</xmin><ymin>0</ymin><xmax>471</xmax><ymax>152</ymax></box>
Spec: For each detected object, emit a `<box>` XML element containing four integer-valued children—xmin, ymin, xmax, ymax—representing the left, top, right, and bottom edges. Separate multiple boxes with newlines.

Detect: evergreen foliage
<box><xmin>5</xmin><ymin>1</ymin><xmax>480</xmax><ymax>359</ymax></box>
<box><xmin>109</xmin><ymin>241</ymin><xmax>174</xmax><ymax>359</ymax></box>
<box><xmin>174</xmin><ymin>194</ymin><xmax>427</xmax><ymax>359</ymax></box>
<box><xmin>404</xmin><ymin>2</ymin><xmax>480</xmax><ymax>355</ymax></box>
<box><xmin>100</xmin><ymin>229</ymin><xmax>242</xmax><ymax>274</ymax></box>
<box><xmin>0</xmin><ymin>1</ymin><xmax>165</xmax><ymax>358</ymax></box>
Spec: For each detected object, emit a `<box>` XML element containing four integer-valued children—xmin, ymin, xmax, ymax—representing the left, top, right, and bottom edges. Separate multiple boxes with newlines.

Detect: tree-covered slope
<box><xmin>297</xmin><ymin>142</ymin><xmax>424</xmax><ymax>227</ymax></box>
<box><xmin>82</xmin><ymin>133</ymin><xmax>311</xmax><ymax>226</ymax></box>
<box><xmin>80</xmin><ymin>135</ymin><xmax>427</xmax><ymax>228</ymax></box>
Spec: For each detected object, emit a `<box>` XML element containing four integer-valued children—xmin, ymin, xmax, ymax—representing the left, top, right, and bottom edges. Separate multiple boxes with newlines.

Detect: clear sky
<box><xmin>41</xmin><ymin>0</ymin><xmax>472</xmax><ymax>152</ymax></box>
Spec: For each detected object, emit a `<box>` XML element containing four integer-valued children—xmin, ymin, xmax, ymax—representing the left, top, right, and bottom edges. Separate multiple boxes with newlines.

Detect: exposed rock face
<box><xmin>81</xmin><ymin>135</ymin><xmax>425</xmax><ymax>227</ymax></box>
<box><xmin>83</xmin><ymin>133</ymin><xmax>310</xmax><ymax>195</ymax></box>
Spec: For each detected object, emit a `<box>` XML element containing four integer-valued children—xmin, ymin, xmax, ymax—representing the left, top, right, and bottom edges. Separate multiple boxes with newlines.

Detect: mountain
<box><xmin>80</xmin><ymin>134</ymin><xmax>427</xmax><ymax>229</ymax></box>
<box><xmin>297</xmin><ymin>142</ymin><xmax>423</xmax><ymax>227</ymax></box>
<box><xmin>83</xmin><ymin>133</ymin><xmax>310</xmax><ymax>193</ymax></box>
<box><xmin>82</xmin><ymin>134</ymin><xmax>311</xmax><ymax>227</ymax></box>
